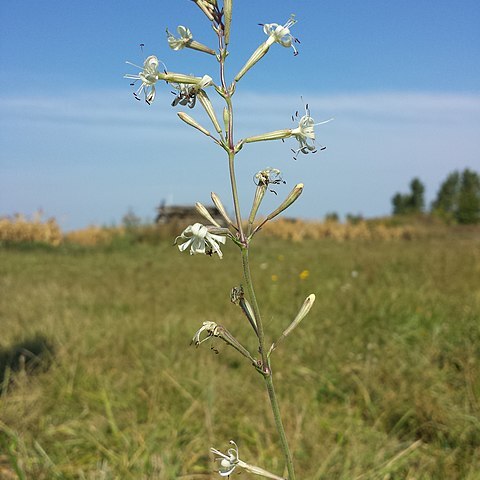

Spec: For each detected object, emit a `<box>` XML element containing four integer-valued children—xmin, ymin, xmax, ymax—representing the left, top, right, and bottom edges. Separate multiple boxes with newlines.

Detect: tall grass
<box><xmin>0</xmin><ymin>236</ymin><xmax>479</xmax><ymax>478</ymax></box>
<box><xmin>0</xmin><ymin>214</ymin><xmax>62</xmax><ymax>247</ymax></box>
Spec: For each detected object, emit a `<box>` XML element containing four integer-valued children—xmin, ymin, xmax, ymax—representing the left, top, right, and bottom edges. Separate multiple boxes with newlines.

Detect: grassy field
<box><xmin>0</xmin><ymin>236</ymin><xmax>479</xmax><ymax>479</ymax></box>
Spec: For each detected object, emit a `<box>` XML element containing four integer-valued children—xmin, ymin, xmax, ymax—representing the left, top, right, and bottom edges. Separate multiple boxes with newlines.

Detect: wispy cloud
<box><xmin>234</xmin><ymin>91</ymin><xmax>480</xmax><ymax>128</ymax></box>
<box><xmin>2</xmin><ymin>89</ymin><xmax>479</xmax><ymax>130</ymax></box>
<box><xmin>0</xmin><ymin>91</ymin><xmax>480</xmax><ymax>124</ymax></box>
<box><xmin>1</xmin><ymin>89</ymin><xmax>479</xmax><ymax>229</ymax></box>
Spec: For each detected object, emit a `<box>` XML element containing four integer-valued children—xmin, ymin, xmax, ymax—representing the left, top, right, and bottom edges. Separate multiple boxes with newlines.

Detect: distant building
<box><xmin>155</xmin><ymin>202</ymin><xmax>226</xmax><ymax>226</ymax></box>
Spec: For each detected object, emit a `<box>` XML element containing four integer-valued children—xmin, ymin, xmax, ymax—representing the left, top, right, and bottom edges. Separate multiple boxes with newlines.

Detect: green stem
<box><xmin>241</xmin><ymin>248</ymin><xmax>296</xmax><ymax>480</ymax></box>
<box><xmin>241</xmin><ymin>249</ymin><xmax>266</xmax><ymax>363</ymax></box>
<box><xmin>228</xmin><ymin>148</ymin><xmax>245</xmax><ymax>244</ymax></box>
<box><xmin>264</xmin><ymin>375</ymin><xmax>297</xmax><ymax>480</ymax></box>
<box><xmin>219</xmin><ymin>43</ymin><xmax>245</xmax><ymax>244</ymax></box>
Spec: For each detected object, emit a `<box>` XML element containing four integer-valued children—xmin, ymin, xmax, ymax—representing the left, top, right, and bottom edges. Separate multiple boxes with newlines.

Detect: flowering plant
<box><xmin>125</xmin><ymin>2</ymin><xmax>329</xmax><ymax>478</ymax></box>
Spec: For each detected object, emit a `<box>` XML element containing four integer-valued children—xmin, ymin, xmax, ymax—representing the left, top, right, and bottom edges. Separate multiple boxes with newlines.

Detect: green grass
<box><xmin>1</xmin><ymin>236</ymin><xmax>479</xmax><ymax>479</ymax></box>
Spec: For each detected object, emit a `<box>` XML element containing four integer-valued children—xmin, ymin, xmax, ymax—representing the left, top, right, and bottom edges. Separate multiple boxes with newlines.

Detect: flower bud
<box><xmin>266</xmin><ymin>183</ymin><xmax>303</xmax><ymax>221</ymax></box>
<box><xmin>239</xmin><ymin>298</ymin><xmax>258</xmax><ymax>335</ymax></box>
<box><xmin>223</xmin><ymin>107</ymin><xmax>230</xmax><ymax>133</ymax></box>
<box><xmin>269</xmin><ymin>294</ymin><xmax>316</xmax><ymax>355</ymax></box>
<box><xmin>211</xmin><ymin>192</ymin><xmax>236</xmax><ymax>229</ymax></box>
<box><xmin>195</xmin><ymin>202</ymin><xmax>222</xmax><ymax>227</ymax></box>
<box><xmin>177</xmin><ymin>112</ymin><xmax>211</xmax><ymax>137</ymax></box>
<box><xmin>284</xmin><ymin>293</ymin><xmax>315</xmax><ymax>337</ymax></box>
<box><xmin>192</xmin><ymin>0</ymin><xmax>216</xmax><ymax>21</ymax></box>
<box><xmin>197</xmin><ymin>90</ymin><xmax>222</xmax><ymax>133</ymax></box>
<box><xmin>234</xmin><ymin>43</ymin><xmax>270</xmax><ymax>82</ymax></box>
<box><xmin>223</xmin><ymin>0</ymin><xmax>232</xmax><ymax>45</ymax></box>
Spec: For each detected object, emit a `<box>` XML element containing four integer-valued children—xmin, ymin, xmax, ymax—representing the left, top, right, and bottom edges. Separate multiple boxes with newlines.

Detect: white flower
<box><xmin>242</xmin><ymin>108</ymin><xmax>331</xmax><ymax>158</ymax></box>
<box><xmin>124</xmin><ymin>55</ymin><xmax>163</xmax><ymax>104</ymax></box>
<box><xmin>235</xmin><ymin>15</ymin><xmax>299</xmax><ymax>81</ymax></box>
<box><xmin>175</xmin><ymin>223</ymin><xmax>226</xmax><ymax>258</ymax></box>
<box><xmin>211</xmin><ymin>441</ymin><xmax>286</xmax><ymax>479</ymax></box>
<box><xmin>254</xmin><ymin>167</ymin><xmax>283</xmax><ymax>187</ymax></box>
<box><xmin>291</xmin><ymin>114</ymin><xmax>316</xmax><ymax>153</ymax></box>
<box><xmin>166</xmin><ymin>25</ymin><xmax>216</xmax><ymax>55</ymax></box>
<box><xmin>263</xmin><ymin>15</ymin><xmax>298</xmax><ymax>55</ymax></box>
<box><xmin>290</xmin><ymin>110</ymin><xmax>332</xmax><ymax>156</ymax></box>
<box><xmin>211</xmin><ymin>441</ymin><xmax>240</xmax><ymax>477</ymax></box>
<box><xmin>166</xmin><ymin>25</ymin><xmax>193</xmax><ymax>50</ymax></box>
<box><xmin>191</xmin><ymin>321</ymin><xmax>219</xmax><ymax>346</ymax></box>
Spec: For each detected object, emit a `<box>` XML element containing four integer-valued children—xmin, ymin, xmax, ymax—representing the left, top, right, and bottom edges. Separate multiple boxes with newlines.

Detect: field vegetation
<box><xmin>1</xmin><ymin>212</ymin><xmax>476</xmax><ymax>248</ymax></box>
<box><xmin>1</xmin><ymin>231</ymin><xmax>479</xmax><ymax>479</ymax></box>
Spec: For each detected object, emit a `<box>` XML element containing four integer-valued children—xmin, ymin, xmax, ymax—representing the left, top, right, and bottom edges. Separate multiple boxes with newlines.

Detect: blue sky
<box><xmin>1</xmin><ymin>0</ymin><xmax>480</xmax><ymax>229</ymax></box>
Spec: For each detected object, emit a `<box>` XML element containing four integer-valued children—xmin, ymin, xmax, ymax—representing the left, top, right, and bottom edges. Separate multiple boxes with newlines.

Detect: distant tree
<box><xmin>431</xmin><ymin>169</ymin><xmax>480</xmax><ymax>224</ymax></box>
<box><xmin>324</xmin><ymin>212</ymin><xmax>339</xmax><ymax>222</ymax></box>
<box><xmin>346</xmin><ymin>213</ymin><xmax>364</xmax><ymax>225</ymax></box>
<box><xmin>392</xmin><ymin>193</ymin><xmax>408</xmax><ymax>215</ymax></box>
<box><xmin>431</xmin><ymin>171</ymin><xmax>460</xmax><ymax>219</ymax></box>
<box><xmin>457</xmin><ymin>169</ymin><xmax>480</xmax><ymax>224</ymax></box>
<box><xmin>410</xmin><ymin>178</ymin><xmax>425</xmax><ymax>212</ymax></box>
<box><xmin>392</xmin><ymin>177</ymin><xmax>425</xmax><ymax>215</ymax></box>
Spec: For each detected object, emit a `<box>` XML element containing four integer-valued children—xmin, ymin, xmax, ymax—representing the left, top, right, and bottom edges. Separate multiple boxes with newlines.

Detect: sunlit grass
<box><xmin>1</xmin><ymin>237</ymin><xmax>479</xmax><ymax>479</ymax></box>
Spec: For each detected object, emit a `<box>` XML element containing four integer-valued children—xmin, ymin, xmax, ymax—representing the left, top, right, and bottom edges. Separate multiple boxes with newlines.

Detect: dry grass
<box><xmin>63</xmin><ymin>226</ymin><xmax>126</xmax><ymax>247</ymax></box>
<box><xmin>0</xmin><ymin>213</ymin><xmax>62</xmax><ymax>247</ymax></box>
<box><xmin>261</xmin><ymin>218</ymin><xmax>419</xmax><ymax>241</ymax></box>
<box><xmin>2</xmin><ymin>213</ymin><xmax>464</xmax><ymax>250</ymax></box>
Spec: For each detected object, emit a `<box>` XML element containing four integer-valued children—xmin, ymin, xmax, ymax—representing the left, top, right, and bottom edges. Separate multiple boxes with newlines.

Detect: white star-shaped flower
<box><xmin>124</xmin><ymin>55</ymin><xmax>163</xmax><ymax>104</ymax></box>
<box><xmin>175</xmin><ymin>223</ymin><xmax>226</xmax><ymax>258</ymax></box>
<box><xmin>263</xmin><ymin>15</ymin><xmax>299</xmax><ymax>55</ymax></box>
<box><xmin>166</xmin><ymin>25</ymin><xmax>193</xmax><ymax>50</ymax></box>
<box><xmin>210</xmin><ymin>441</ymin><xmax>286</xmax><ymax>479</ymax></box>
<box><xmin>254</xmin><ymin>167</ymin><xmax>283</xmax><ymax>187</ymax></box>
<box><xmin>235</xmin><ymin>15</ymin><xmax>299</xmax><ymax>81</ymax></box>
<box><xmin>191</xmin><ymin>321</ymin><xmax>219</xmax><ymax>347</ymax></box>
<box><xmin>211</xmin><ymin>441</ymin><xmax>240</xmax><ymax>477</ymax></box>
<box><xmin>291</xmin><ymin>111</ymin><xmax>332</xmax><ymax>156</ymax></box>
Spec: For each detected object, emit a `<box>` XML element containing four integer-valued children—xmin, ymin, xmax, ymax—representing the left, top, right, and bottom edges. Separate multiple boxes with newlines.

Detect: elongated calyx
<box><xmin>267</xmin><ymin>184</ymin><xmax>304</xmax><ymax>221</ymax></box>
<box><xmin>269</xmin><ymin>293</ymin><xmax>316</xmax><ymax>355</ymax></box>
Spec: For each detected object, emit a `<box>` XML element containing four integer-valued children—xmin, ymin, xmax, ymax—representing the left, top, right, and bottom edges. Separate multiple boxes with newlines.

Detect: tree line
<box><xmin>392</xmin><ymin>169</ymin><xmax>480</xmax><ymax>224</ymax></box>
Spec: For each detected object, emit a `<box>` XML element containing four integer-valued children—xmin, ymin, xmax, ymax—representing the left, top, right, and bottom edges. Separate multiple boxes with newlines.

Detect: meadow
<box><xmin>0</xmin><ymin>234</ymin><xmax>479</xmax><ymax>479</ymax></box>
